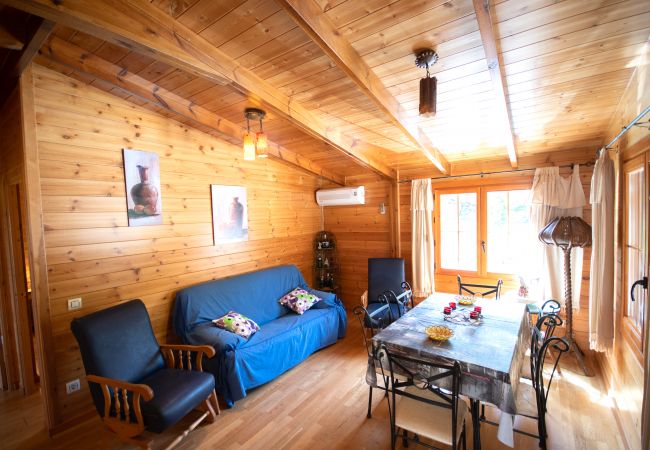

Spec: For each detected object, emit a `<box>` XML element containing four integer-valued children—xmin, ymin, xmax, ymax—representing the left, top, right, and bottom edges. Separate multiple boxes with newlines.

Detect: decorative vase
<box><xmin>130</xmin><ymin>165</ymin><xmax>158</xmax><ymax>215</ymax></box>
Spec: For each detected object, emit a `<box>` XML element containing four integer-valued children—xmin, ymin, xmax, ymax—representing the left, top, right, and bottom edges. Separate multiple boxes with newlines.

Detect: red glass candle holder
<box><xmin>470</xmin><ymin>311</ymin><xmax>479</xmax><ymax>319</ymax></box>
<box><xmin>449</xmin><ymin>302</ymin><xmax>457</xmax><ymax>310</ymax></box>
<box><xmin>474</xmin><ymin>306</ymin><xmax>482</xmax><ymax>313</ymax></box>
<box><xmin>443</xmin><ymin>307</ymin><xmax>451</xmax><ymax>315</ymax></box>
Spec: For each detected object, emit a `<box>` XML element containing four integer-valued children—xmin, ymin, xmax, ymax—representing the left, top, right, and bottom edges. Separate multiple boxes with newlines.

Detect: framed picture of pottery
<box><xmin>123</xmin><ymin>148</ymin><xmax>163</xmax><ymax>226</ymax></box>
<box><xmin>211</xmin><ymin>185</ymin><xmax>248</xmax><ymax>244</ymax></box>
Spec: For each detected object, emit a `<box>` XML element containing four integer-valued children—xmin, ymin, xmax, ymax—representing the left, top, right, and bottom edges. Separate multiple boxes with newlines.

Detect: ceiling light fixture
<box><xmin>415</xmin><ymin>49</ymin><xmax>439</xmax><ymax>117</ymax></box>
<box><xmin>243</xmin><ymin>108</ymin><xmax>268</xmax><ymax>160</ymax></box>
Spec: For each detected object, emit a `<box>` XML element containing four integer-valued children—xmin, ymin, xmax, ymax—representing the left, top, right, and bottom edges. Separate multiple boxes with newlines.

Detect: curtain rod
<box><xmin>398</xmin><ymin>161</ymin><xmax>592</xmax><ymax>184</ymax></box>
<box><xmin>598</xmin><ymin>104</ymin><xmax>650</xmax><ymax>157</ymax></box>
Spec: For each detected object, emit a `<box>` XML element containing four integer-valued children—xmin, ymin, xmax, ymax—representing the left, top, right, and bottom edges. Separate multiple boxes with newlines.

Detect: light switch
<box><xmin>68</xmin><ymin>298</ymin><xmax>82</xmax><ymax>311</ymax></box>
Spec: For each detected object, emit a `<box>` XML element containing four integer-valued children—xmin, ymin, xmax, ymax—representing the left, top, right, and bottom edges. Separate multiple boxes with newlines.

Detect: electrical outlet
<box><xmin>66</xmin><ymin>379</ymin><xmax>81</xmax><ymax>394</ymax></box>
<box><xmin>67</xmin><ymin>297</ymin><xmax>82</xmax><ymax>311</ymax></box>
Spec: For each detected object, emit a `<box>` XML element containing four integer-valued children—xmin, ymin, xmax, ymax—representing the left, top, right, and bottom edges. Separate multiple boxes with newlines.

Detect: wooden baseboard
<box><xmin>49</xmin><ymin>408</ymin><xmax>96</xmax><ymax>436</ymax></box>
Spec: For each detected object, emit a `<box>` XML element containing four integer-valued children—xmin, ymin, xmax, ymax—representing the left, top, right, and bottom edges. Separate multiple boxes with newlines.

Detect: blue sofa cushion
<box><xmin>140</xmin><ymin>368</ymin><xmax>215</xmax><ymax>433</ymax></box>
<box><xmin>173</xmin><ymin>265</ymin><xmax>309</xmax><ymax>340</ymax></box>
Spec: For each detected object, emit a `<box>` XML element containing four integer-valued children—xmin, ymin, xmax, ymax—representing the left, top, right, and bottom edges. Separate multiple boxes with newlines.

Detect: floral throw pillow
<box><xmin>213</xmin><ymin>311</ymin><xmax>260</xmax><ymax>339</ymax></box>
<box><xmin>279</xmin><ymin>288</ymin><xmax>321</xmax><ymax>315</ymax></box>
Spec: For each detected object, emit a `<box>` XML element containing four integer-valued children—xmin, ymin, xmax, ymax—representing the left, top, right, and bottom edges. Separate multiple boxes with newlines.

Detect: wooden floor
<box><xmin>0</xmin><ymin>314</ymin><xmax>625</xmax><ymax>450</ymax></box>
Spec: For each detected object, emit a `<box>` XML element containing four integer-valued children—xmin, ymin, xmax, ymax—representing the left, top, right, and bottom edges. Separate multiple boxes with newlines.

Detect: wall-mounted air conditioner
<box><xmin>316</xmin><ymin>186</ymin><xmax>365</xmax><ymax>206</ymax></box>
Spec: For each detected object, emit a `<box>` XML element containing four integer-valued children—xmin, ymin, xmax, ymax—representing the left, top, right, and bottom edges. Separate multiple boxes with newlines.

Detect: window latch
<box><xmin>481</xmin><ymin>240</ymin><xmax>486</xmax><ymax>253</ymax></box>
<box><xmin>630</xmin><ymin>276</ymin><xmax>647</xmax><ymax>302</ymax></box>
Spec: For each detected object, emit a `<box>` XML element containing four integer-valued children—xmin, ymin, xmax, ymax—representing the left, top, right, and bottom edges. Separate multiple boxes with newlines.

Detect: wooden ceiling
<box><xmin>6</xmin><ymin>0</ymin><xmax>650</xmax><ymax>180</ymax></box>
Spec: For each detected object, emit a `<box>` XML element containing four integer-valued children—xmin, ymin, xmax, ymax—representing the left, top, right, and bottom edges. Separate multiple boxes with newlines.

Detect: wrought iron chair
<box><xmin>526</xmin><ymin>298</ymin><xmax>561</xmax><ymax>317</ymax></box>
<box><xmin>481</xmin><ymin>328</ymin><xmax>569</xmax><ymax>450</ymax></box>
<box><xmin>457</xmin><ymin>275</ymin><xmax>503</xmax><ymax>300</ymax></box>
<box><xmin>364</xmin><ymin>258</ymin><xmax>413</xmax><ymax>324</ymax></box>
<box><xmin>353</xmin><ymin>298</ymin><xmax>394</xmax><ymax>419</ymax></box>
<box><xmin>379</xmin><ymin>345</ymin><xmax>468</xmax><ymax>450</ymax></box>
<box><xmin>71</xmin><ymin>299</ymin><xmax>219</xmax><ymax>449</ymax></box>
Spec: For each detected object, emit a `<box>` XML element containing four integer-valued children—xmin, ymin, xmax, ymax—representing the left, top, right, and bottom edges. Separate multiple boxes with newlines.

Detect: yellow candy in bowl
<box><xmin>425</xmin><ymin>325</ymin><xmax>454</xmax><ymax>341</ymax></box>
<box><xmin>456</xmin><ymin>295</ymin><xmax>476</xmax><ymax>306</ymax></box>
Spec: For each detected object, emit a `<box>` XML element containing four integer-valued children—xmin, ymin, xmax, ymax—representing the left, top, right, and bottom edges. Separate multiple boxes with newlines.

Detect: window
<box><xmin>622</xmin><ymin>154</ymin><xmax>647</xmax><ymax>357</ymax></box>
<box><xmin>435</xmin><ymin>185</ymin><xmax>532</xmax><ymax>278</ymax></box>
<box><xmin>486</xmin><ymin>190</ymin><xmax>531</xmax><ymax>274</ymax></box>
<box><xmin>438</xmin><ymin>191</ymin><xmax>477</xmax><ymax>271</ymax></box>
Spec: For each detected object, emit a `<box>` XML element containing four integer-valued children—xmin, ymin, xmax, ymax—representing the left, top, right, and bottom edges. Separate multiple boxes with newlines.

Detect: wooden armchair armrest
<box><xmin>159</xmin><ymin>344</ymin><xmax>215</xmax><ymax>371</ymax></box>
<box><xmin>86</xmin><ymin>374</ymin><xmax>153</xmax><ymax>439</ymax></box>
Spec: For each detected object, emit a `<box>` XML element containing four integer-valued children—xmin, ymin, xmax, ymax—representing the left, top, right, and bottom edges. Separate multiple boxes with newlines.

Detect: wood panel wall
<box><xmin>31</xmin><ymin>65</ymin><xmax>324</xmax><ymax>427</ymax></box>
<box><xmin>597</xmin><ymin>41</ymin><xmax>650</xmax><ymax>450</ymax></box>
<box><xmin>395</xmin><ymin>167</ymin><xmax>595</xmax><ymax>352</ymax></box>
<box><xmin>323</xmin><ymin>174</ymin><xmax>394</xmax><ymax>307</ymax></box>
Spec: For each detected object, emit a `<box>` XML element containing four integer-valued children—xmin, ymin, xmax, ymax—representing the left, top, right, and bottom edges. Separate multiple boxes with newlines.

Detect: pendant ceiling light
<box><xmin>243</xmin><ymin>108</ymin><xmax>268</xmax><ymax>160</ymax></box>
<box><xmin>415</xmin><ymin>49</ymin><xmax>439</xmax><ymax>117</ymax></box>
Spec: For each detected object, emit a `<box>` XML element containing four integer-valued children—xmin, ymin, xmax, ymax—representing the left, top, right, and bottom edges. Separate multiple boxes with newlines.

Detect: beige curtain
<box><xmin>529</xmin><ymin>166</ymin><xmax>586</xmax><ymax>307</ymax></box>
<box><xmin>411</xmin><ymin>179</ymin><xmax>434</xmax><ymax>297</ymax></box>
<box><xmin>588</xmin><ymin>152</ymin><xmax>615</xmax><ymax>352</ymax></box>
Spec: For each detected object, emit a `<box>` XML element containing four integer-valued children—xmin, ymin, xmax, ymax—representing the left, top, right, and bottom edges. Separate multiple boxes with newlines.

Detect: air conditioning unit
<box><xmin>316</xmin><ymin>186</ymin><xmax>365</xmax><ymax>206</ymax></box>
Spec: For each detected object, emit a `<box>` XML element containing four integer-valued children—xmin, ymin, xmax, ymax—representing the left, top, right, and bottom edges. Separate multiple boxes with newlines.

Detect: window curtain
<box><xmin>588</xmin><ymin>152</ymin><xmax>615</xmax><ymax>352</ymax></box>
<box><xmin>411</xmin><ymin>179</ymin><xmax>435</xmax><ymax>297</ymax></box>
<box><xmin>529</xmin><ymin>166</ymin><xmax>586</xmax><ymax>307</ymax></box>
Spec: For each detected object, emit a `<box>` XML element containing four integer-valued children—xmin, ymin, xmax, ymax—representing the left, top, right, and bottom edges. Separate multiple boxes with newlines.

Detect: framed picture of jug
<box><xmin>123</xmin><ymin>148</ymin><xmax>163</xmax><ymax>226</ymax></box>
<box><xmin>211</xmin><ymin>184</ymin><xmax>248</xmax><ymax>244</ymax></box>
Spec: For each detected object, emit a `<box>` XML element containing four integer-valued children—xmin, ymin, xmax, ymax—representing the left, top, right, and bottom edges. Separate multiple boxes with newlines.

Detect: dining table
<box><xmin>367</xmin><ymin>292</ymin><xmax>531</xmax><ymax>449</ymax></box>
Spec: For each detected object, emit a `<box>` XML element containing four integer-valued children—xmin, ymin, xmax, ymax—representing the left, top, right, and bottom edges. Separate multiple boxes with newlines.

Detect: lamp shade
<box><xmin>243</xmin><ymin>132</ymin><xmax>256</xmax><ymax>161</ymax></box>
<box><xmin>538</xmin><ymin>216</ymin><xmax>592</xmax><ymax>250</ymax></box>
<box><xmin>419</xmin><ymin>76</ymin><xmax>437</xmax><ymax>117</ymax></box>
<box><xmin>256</xmin><ymin>131</ymin><xmax>268</xmax><ymax>158</ymax></box>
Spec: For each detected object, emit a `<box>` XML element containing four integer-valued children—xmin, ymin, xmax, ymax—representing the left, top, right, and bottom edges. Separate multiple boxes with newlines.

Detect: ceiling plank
<box><xmin>6</xmin><ymin>0</ymin><xmax>395</xmax><ymax>179</ymax></box>
<box><xmin>0</xmin><ymin>24</ymin><xmax>24</xmax><ymax>50</ymax></box>
<box><xmin>277</xmin><ymin>0</ymin><xmax>450</xmax><ymax>174</ymax></box>
<box><xmin>39</xmin><ymin>36</ymin><xmax>346</xmax><ymax>186</ymax></box>
<box><xmin>472</xmin><ymin>0</ymin><xmax>518</xmax><ymax>168</ymax></box>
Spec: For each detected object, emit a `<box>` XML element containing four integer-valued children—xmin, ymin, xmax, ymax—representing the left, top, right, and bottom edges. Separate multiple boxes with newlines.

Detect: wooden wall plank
<box><xmin>29</xmin><ymin>64</ymin><xmax>324</xmax><ymax>428</ymax></box>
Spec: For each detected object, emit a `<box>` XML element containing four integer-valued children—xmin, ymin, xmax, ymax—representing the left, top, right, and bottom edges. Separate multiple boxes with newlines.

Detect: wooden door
<box><xmin>6</xmin><ymin>182</ymin><xmax>38</xmax><ymax>394</ymax></box>
<box><xmin>622</xmin><ymin>151</ymin><xmax>649</xmax><ymax>359</ymax></box>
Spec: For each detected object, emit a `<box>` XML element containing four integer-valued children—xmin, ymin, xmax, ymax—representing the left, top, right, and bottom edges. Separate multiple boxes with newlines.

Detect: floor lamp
<box><xmin>539</xmin><ymin>216</ymin><xmax>593</xmax><ymax>376</ymax></box>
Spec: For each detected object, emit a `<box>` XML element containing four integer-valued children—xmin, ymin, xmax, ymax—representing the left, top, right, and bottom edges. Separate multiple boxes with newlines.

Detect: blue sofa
<box><xmin>172</xmin><ymin>265</ymin><xmax>347</xmax><ymax>406</ymax></box>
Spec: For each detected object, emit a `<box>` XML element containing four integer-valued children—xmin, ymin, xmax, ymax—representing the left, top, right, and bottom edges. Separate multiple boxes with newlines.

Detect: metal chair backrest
<box><xmin>379</xmin><ymin>345</ymin><xmax>463</xmax><ymax>448</ymax></box>
<box><xmin>457</xmin><ymin>275</ymin><xmax>503</xmax><ymax>300</ymax></box>
<box><xmin>530</xmin><ymin>328</ymin><xmax>569</xmax><ymax>410</ymax></box>
<box><xmin>380</xmin><ymin>281</ymin><xmax>414</xmax><ymax>311</ymax></box>
<box><xmin>352</xmin><ymin>298</ymin><xmax>393</xmax><ymax>358</ymax></box>
<box><xmin>535</xmin><ymin>312</ymin><xmax>563</xmax><ymax>341</ymax></box>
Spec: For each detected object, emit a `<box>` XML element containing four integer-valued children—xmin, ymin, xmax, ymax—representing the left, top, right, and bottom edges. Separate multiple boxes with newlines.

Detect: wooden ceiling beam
<box><xmin>277</xmin><ymin>0</ymin><xmax>449</xmax><ymax>174</ymax></box>
<box><xmin>472</xmin><ymin>0</ymin><xmax>518</xmax><ymax>168</ymax></box>
<box><xmin>39</xmin><ymin>36</ymin><xmax>346</xmax><ymax>186</ymax></box>
<box><xmin>0</xmin><ymin>14</ymin><xmax>53</xmax><ymax>106</ymax></box>
<box><xmin>0</xmin><ymin>24</ymin><xmax>24</xmax><ymax>50</ymax></box>
<box><xmin>5</xmin><ymin>0</ymin><xmax>395</xmax><ymax>179</ymax></box>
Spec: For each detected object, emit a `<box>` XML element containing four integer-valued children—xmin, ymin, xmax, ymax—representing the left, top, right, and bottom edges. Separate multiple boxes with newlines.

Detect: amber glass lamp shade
<box><xmin>538</xmin><ymin>216</ymin><xmax>592</xmax><ymax>250</ymax></box>
<box><xmin>256</xmin><ymin>131</ymin><xmax>268</xmax><ymax>158</ymax></box>
<box><xmin>243</xmin><ymin>132</ymin><xmax>256</xmax><ymax>161</ymax></box>
<box><xmin>419</xmin><ymin>76</ymin><xmax>437</xmax><ymax>117</ymax></box>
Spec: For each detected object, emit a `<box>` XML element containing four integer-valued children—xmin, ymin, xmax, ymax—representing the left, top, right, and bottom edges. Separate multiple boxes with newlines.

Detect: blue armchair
<box><xmin>71</xmin><ymin>299</ymin><xmax>219</xmax><ymax>449</ymax></box>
